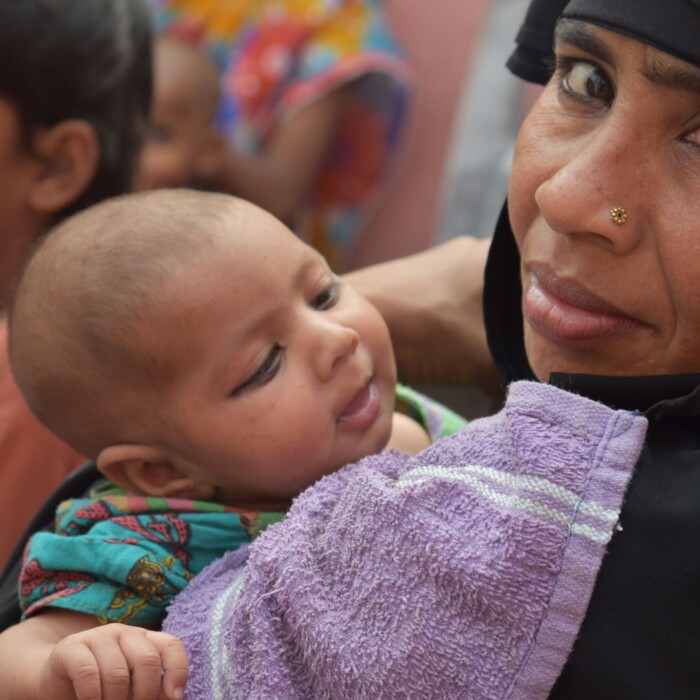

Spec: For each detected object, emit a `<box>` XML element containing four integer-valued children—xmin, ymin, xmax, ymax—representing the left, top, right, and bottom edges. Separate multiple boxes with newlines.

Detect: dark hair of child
<box><xmin>0</xmin><ymin>0</ymin><xmax>153</xmax><ymax>217</ymax></box>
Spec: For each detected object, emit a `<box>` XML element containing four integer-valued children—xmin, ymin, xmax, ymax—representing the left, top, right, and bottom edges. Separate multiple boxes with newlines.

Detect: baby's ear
<box><xmin>96</xmin><ymin>444</ymin><xmax>216</xmax><ymax>501</ymax></box>
<box><xmin>27</xmin><ymin>119</ymin><xmax>99</xmax><ymax>216</ymax></box>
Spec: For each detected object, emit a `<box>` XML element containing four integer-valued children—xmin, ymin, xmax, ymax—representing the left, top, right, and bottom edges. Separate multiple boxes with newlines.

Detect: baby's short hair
<box><xmin>9</xmin><ymin>189</ymin><xmax>241</xmax><ymax>456</ymax></box>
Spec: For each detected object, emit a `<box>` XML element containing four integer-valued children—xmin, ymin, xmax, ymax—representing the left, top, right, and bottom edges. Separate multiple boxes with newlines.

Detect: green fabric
<box><xmin>394</xmin><ymin>383</ymin><xmax>468</xmax><ymax>441</ymax></box>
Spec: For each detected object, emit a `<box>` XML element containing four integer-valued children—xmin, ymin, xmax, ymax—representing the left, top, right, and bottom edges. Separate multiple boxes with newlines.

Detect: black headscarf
<box><xmin>485</xmin><ymin>0</ymin><xmax>700</xmax><ymax>383</ymax></box>
<box><xmin>506</xmin><ymin>0</ymin><xmax>700</xmax><ymax>85</ymax></box>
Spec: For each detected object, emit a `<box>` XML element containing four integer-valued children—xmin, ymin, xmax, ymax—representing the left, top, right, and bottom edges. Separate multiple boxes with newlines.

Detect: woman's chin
<box><xmin>525</xmin><ymin>332</ymin><xmax>627</xmax><ymax>381</ymax></box>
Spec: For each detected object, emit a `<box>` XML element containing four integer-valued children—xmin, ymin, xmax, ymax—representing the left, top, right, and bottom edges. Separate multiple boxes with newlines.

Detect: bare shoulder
<box><xmin>386</xmin><ymin>411</ymin><xmax>431</xmax><ymax>455</ymax></box>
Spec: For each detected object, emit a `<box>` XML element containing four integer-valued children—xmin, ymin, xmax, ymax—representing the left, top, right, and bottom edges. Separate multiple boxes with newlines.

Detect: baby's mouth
<box><xmin>338</xmin><ymin>379</ymin><xmax>380</xmax><ymax>429</ymax></box>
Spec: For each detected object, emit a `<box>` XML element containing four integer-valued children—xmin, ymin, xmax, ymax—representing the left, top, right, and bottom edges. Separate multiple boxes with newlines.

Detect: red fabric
<box><xmin>0</xmin><ymin>319</ymin><xmax>85</xmax><ymax>567</ymax></box>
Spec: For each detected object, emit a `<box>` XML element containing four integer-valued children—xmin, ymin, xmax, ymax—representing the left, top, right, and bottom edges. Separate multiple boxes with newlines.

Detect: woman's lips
<box><xmin>522</xmin><ymin>264</ymin><xmax>646</xmax><ymax>342</ymax></box>
<box><xmin>338</xmin><ymin>380</ymin><xmax>380</xmax><ymax>430</ymax></box>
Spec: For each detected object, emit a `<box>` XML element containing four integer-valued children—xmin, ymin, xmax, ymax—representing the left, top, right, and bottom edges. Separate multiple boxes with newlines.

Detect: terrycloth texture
<box><xmin>164</xmin><ymin>381</ymin><xmax>647</xmax><ymax>699</ymax></box>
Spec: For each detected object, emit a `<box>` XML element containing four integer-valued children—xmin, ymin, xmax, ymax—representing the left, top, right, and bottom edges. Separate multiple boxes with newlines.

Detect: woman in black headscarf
<box><xmin>480</xmin><ymin>0</ymin><xmax>700</xmax><ymax>697</ymax></box>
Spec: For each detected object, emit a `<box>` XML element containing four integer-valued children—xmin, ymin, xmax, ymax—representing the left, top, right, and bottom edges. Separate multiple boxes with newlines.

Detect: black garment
<box><xmin>493</xmin><ymin>5</ymin><xmax>700</xmax><ymax>689</ymax></box>
<box><xmin>506</xmin><ymin>0</ymin><xmax>568</xmax><ymax>85</ymax></box>
<box><xmin>484</xmin><ymin>203</ymin><xmax>700</xmax><ymax>698</ymax></box>
<box><xmin>563</xmin><ymin>0</ymin><xmax>700</xmax><ymax>70</ymax></box>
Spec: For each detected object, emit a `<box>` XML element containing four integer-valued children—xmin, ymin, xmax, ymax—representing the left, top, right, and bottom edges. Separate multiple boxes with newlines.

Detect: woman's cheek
<box><xmin>508</xmin><ymin>98</ymin><xmax>564</xmax><ymax>247</ymax></box>
<box><xmin>507</xmin><ymin>138</ymin><xmax>540</xmax><ymax>248</ymax></box>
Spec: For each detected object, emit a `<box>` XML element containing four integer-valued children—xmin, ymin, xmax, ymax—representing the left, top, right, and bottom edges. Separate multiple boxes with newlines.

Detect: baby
<box><xmin>4</xmin><ymin>189</ymin><xmax>460</xmax><ymax>699</ymax></box>
<box><xmin>134</xmin><ymin>35</ymin><xmax>223</xmax><ymax>190</ymax></box>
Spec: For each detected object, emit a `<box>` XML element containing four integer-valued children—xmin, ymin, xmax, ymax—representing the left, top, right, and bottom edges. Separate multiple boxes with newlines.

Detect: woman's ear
<box><xmin>26</xmin><ymin>119</ymin><xmax>99</xmax><ymax>215</ymax></box>
<box><xmin>97</xmin><ymin>444</ymin><xmax>216</xmax><ymax>501</ymax></box>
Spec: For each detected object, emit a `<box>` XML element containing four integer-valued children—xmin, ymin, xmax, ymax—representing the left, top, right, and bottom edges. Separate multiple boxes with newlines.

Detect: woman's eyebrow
<box><xmin>554</xmin><ymin>19</ymin><xmax>614</xmax><ymax>65</ymax></box>
<box><xmin>643</xmin><ymin>60</ymin><xmax>700</xmax><ymax>97</ymax></box>
<box><xmin>555</xmin><ymin>19</ymin><xmax>700</xmax><ymax>96</ymax></box>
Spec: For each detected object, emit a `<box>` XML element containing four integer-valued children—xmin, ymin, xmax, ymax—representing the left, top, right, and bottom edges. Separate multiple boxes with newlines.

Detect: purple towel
<box><xmin>164</xmin><ymin>381</ymin><xmax>647</xmax><ymax>699</ymax></box>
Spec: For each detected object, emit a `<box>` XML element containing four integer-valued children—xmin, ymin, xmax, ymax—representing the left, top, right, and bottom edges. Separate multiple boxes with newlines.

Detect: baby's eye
<box><xmin>559</xmin><ymin>60</ymin><xmax>614</xmax><ymax>102</ymax></box>
<box><xmin>231</xmin><ymin>343</ymin><xmax>286</xmax><ymax>397</ymax></box>
<box><xmin>311</xmin><ymin>281</ymin><xmax>340</xmax><ymax>310</ymax></box>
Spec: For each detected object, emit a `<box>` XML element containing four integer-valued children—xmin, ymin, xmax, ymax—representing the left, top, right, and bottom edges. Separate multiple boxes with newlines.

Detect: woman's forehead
<box><xmin>562</xmin><ymin>0</ymin><xmax>700</xmax><ymax>71</ymax></box>
<box><xmin>554</xmin><ymin>19</ymin><xmax>700</xmax><ymax>86</ymax></box>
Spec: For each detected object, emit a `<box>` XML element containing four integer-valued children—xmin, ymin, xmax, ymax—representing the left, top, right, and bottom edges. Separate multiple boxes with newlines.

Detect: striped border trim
<box><xmin>396</xmin><ymin>464</ymin><xmax>619</xmax><ymax>544</ymax></box>
<box><xmin>209</xmin><ymin>570</ymin><xmax>246</xmax><ymax>700</ymax></box>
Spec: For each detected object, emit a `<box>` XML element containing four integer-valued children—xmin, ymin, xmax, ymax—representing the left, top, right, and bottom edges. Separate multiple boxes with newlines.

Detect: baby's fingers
<box><xmin>46</xmin><ymin>637</ymin><xmax>103</xmax><ymax>700</ymax></box>
<box><xmin>119</xmin><ymin>629</ymin><xmax>187</xmax><ymax>700</ymax></box>
<box><xmin>48</xmin><ymin>631</ymin><xmax>130</xmax><ymax>700</ymax></box>
<box><xmin>144</xmin><ymin>631</ymin><xmax>188</xmax><ymax>700</ymax></box>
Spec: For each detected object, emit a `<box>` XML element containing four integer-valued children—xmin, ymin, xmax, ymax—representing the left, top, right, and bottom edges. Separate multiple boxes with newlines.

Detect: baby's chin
<box><xmin>370</xmin><ymin>407</ymin><xmax>396</xmax><ymax>452</ymax></box>
<box><xmin>330</xmin><ymin>424</ymin><xmax>393</xmax><ymax>473</ymax></box>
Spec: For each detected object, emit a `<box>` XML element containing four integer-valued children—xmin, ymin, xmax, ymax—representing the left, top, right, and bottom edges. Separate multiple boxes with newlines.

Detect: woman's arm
<box><xmin>386</xmin><ymin>412</ymin><xmax>431</xmax><ymax>454</ymax></box>
<box><xmin>345</xmin><ymin>236</ymin><xmax>501</xmax><ymax>392</ymax></box>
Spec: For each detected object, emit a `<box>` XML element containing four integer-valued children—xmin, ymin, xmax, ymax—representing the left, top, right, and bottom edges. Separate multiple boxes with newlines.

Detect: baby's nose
<box><xmin>313</xmin><ymin>324</ymin><xmax>360</xmax><ymax>380</ymax></box>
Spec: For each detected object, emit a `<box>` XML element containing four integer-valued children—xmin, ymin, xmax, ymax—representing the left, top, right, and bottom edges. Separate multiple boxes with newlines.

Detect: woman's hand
<box><xmin>345</xmin><ymin>236</ymin><xmax>501</xmax><ymax>393</ymax></box>
<box><xmin>386</xmin><ymin>412</ymin><xmax>431</xmax><ymax>455</ymax></box>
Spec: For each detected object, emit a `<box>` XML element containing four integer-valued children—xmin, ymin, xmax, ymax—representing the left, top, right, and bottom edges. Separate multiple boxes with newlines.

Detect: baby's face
<box><xmin>156</xmin><ymin>204</ymin><xmax>396</xmax><ymax>510</ymax></box>
<box><xmin>134</xmin><ymin>38</ymin><xmax>219</xmax><ymax>190</ymax></box>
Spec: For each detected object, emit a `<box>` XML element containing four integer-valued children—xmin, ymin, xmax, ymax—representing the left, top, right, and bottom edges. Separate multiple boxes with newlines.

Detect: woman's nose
<box><xmin>311</xmin><ymin>320</ymin><xmax>360</xmax><ymax>381</ymax></box>
<box><xmin>534</xmin><ymin>125</ymin><xmax>651</xmax><ymax>255</ymax></box>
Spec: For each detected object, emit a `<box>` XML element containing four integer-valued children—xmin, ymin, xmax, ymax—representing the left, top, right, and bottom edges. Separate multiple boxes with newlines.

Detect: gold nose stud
<box><xmin>610</xmin><ymin>206</ymin><xmax>628</xmax><ymax>225</ymax></box>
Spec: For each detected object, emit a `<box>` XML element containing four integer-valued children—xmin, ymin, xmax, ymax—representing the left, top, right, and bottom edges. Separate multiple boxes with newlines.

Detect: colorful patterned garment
<box><xmin>19</xmin><ymin>385</ymin><xmax>466</xmax><ymax>626</ymax></box>
<box><xmin>19</xmin><ymin>494</ymin><xmax>279</xmax><ymax>626</ymax></box>
<box><xmin>147</xmin><ymin>0</ymin><xmax>413</xmax><ymax>270</ymax></box>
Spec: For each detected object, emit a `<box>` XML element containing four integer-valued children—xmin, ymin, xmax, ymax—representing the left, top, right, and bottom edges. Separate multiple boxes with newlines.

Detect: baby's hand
<box><xmin>40</xmin><ymin>623</ymin><xmax>188</xmax><ymax>700</ymax></box>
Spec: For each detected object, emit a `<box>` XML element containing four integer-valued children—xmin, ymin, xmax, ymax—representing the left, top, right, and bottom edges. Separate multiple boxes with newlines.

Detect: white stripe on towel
<box><xmin>396</xmin><ymin>464</ymin><xmax>618</xmax><ymax>544</ymax></box>
<box><xmin>210</xmin><ymin>569</ymin><xmax>246</xmax><ymax>700</ymax></box>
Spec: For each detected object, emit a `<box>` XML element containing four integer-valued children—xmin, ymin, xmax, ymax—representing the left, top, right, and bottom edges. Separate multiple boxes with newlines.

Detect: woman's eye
<box><xmin>311</xmin><ymin>281</ymin><xmax>340</xmax><ymax>310</ymax></box>
<box><xmin>231</xmin><ymin>343</ymin><xmax>286</xmax><ymax>397</ymax></box>
<box><xmin>559</xmin><ymin>60</ymin><xmax>614</xmax><ymax>102</ymax></box>
<box><xmin>685</xmin><ymin>125</ymin><xmax>700</xmax><ymax>148</ymax></box>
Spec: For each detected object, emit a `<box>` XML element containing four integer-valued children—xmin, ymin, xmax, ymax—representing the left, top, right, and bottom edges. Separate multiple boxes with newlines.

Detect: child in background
<box><xmin>0</xmin><ymin>0</ymin><xmax>152</xmax><ymax>568</ymax></box>
<box><xmin>0</xmin><ymin>189</ymin><xmax>466</xmax><ymax>699</ymax></box>
<box><xmin>135</xmin><ymin>34</ymin><xmax>224</xmax><ymax>190</ymax></box>
<box><xmin>145</xmin><ymin>0</ymin><xmax>413</xmax><ymax>270</ymax></box>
